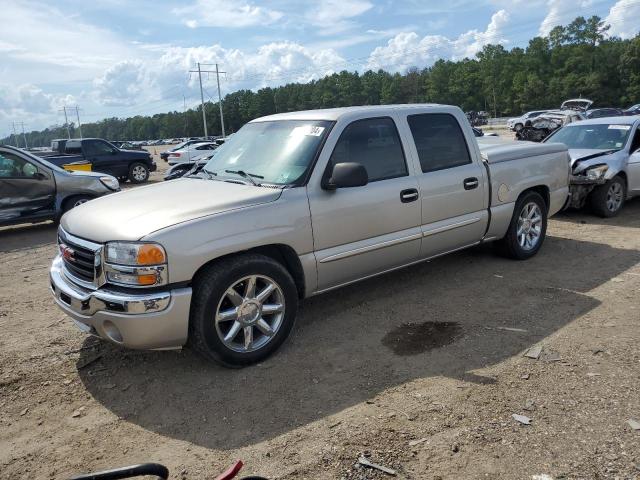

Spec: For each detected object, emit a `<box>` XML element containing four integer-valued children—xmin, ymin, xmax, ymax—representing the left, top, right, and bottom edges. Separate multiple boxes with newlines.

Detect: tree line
<box><xmin>4</xmin><ymin>16</ymin><xmax>639</xmax><ymax>147</ymax></box>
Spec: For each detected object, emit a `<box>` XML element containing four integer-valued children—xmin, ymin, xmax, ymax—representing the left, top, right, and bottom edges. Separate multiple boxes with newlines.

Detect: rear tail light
<box><xmin>169</xmin><ymin>152</ymin><xmax>181</xmax><ymax>157</ymax></box>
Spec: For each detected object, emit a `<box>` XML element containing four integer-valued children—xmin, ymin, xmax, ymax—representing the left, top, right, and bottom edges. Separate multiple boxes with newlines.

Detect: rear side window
<box><xmin>329</xmin><ymin>117</ymin><xmax>407</xmax><ymax>182</ymax></box>
<box><xmin>407</xmin><ymin>113</ymin><xmax>471</xmax><ymax>173</ymax></box>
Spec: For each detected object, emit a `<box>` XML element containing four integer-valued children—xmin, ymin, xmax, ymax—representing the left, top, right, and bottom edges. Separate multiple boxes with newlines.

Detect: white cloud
<box><xmin>605</xmin><ymin>0</ymin><xmax>640</xmax><ymax>39</ymax></box>
<box><xmin>0</xmin><ymin>83</ymin><xmax>75</xmax><ymax>126</ymax></box>
<box><xmin>366</xmin><ymin>10</ymin><xmax>510</xmax><ymax>72</ymax></box>
<box><xmin>93</xmin><ymin>61</ymin><xmax>151</xmax><ymax>106</ymax></box>
<box><xmin>174</xmin><ymin>0</ymin><xmax>283</xmax><ymax>28</ymax></box>
<box><xmin>306</xmin><ymin>0</ymin><xmax>373</xmax><ymax>35</ymax></box>
<box><xmin>91</xmin><ymin>42</ymin><xmax>345</xmax><ymax>107</ymax></box>
<box><xmin>538</xmin><ymin>0</ymin><xmax>593</xmax><ymax>37</ymax></box>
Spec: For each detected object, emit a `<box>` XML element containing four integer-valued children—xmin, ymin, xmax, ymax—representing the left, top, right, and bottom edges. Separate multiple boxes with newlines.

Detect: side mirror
<box><xmin>33</xmin><ymin>172</ymin><xmax>47</xmax><ymax>180</ymax></box>
<box><xmin>323</xmin><ymin>162</ymin><xmax>368</xmax><ymax>190</ymax></box>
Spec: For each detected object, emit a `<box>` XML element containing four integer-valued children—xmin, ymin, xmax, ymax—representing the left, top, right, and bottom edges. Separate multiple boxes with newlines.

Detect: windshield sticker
<box><xmin>616</xmin><ymin>142</ymin><xmax>623</xmax><ymax>147</ymax></box>
<box><xmin>290</xmin><ymin>125</ymin><xmax>325</xmax><ymax>137</ymax></box>
<box><xmin>608</xmin><ymin>125</ymin><xmax>630</xmax><ymax>130</ymax></box>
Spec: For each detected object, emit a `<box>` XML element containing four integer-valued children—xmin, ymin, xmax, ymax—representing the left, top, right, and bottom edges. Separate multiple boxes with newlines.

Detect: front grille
<box><xmin>58</xmin><ymin>229</ymin><xmax>101</xmax><ymax>286</ymax></box>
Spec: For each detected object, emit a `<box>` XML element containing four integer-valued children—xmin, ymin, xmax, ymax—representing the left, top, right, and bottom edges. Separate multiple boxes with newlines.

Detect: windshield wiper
<box><xmin>199</xmin><ymin>168</ymin><xmax>218</xmax><ymax>180</ymax></box>
<box><xmin>224</xmin><ymin>169</ymin><xmax>263</xmax><ymax>186</ymax></box>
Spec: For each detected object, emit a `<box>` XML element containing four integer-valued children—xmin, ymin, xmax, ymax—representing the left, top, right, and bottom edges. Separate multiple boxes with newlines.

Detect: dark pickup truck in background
<box><xmin>37</xmin><ymin>138</ymin><xmax>156</xmax><ymax>183</ymax></box>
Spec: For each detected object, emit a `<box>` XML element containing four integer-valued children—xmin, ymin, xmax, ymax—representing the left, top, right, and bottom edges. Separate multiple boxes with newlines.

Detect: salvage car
<box><xmin>50</xmin><ymin>104</ymin><xmax>569</xmax><ymax>366</ymax></box>
<box><xmin>507</xmin><ymin>110</ymin><xmax>550</xmax><ymax>132</ymax></box>
<box><xmin>516</xmin><ymin>110</ymin><xmax>585</xmax><ymax>142</ymax></box>
<box><xmin>0</xmin><ymin>145</ymin><xmax>119</xmax><ymax>227</ymax></box>
<box><xmin>544</xmin><ymin>116</ymin><xmax>640</xmax><ymax>217</ymax></box>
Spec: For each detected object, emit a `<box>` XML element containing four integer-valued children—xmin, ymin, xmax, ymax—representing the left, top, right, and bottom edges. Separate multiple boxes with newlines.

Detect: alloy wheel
<box><xmin>517</xmin><ymin>202</ymin><xmax>543</xmax><ymax>251</ymax></box>
<box><xmin>606</xmin><ymin>182</ymin><xmax>623</xmax><ymax>212</ymax></box>
<box><xmin>214</xmin><ymin>275</ymin><xmax>285</xmax><ymax>353</ymax></box>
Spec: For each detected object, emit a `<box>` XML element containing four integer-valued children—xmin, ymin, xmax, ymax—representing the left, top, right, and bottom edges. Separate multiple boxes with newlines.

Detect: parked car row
<box><xmin>508</xmin><ymin>99</ymin><xmax>640</xmax><ymax>136</ymax></box>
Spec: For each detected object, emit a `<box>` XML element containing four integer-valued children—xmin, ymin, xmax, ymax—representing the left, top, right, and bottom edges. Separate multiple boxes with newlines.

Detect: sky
<box><xmin>1</xmin><ymin>0</ymin><xmax>639</xmax><ymax>136</ymax></box>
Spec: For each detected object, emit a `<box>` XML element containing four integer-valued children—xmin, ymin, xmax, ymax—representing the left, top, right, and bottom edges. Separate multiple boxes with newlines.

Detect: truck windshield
<box><xmin>546</xmin><ymin>123</ymin><xmax>632</xmax><ymax>150</ymax></box>
<box><xmin>203</xmin><ymin>120</ymin><xmax>332</xmax><ymax>185</ymax></box>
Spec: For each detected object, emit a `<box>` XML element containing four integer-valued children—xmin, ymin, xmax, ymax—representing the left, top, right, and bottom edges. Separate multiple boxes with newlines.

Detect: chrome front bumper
<box><xmin>50</xmin><ymin>255</ymin><xmax>192</xmax><ymax>350</ymax></box>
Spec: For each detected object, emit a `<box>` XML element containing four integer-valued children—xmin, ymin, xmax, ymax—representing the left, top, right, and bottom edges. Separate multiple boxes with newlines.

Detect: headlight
<box><xmin>585</xmin><ymin>165</ymin><xmax>609</xmax><ymax>181</ymax></box>
<box><xmin>106</xmin><ymin>242</ymin><xmax>166</xmax><ymax>266</ymax></box>
<box><xmin>100</xmin><ymin>176</ymin><xmax>119</xmax><ymax>190</ymax></box>
<box><xmin>104</xmin><ymin>242</ymin><xmax>167</xmax><ymax>287</ymax></box>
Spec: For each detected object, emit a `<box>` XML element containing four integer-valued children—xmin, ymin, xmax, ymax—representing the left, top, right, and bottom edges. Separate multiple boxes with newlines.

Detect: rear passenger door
<box><xmin>308</xmin><ymin>116</ymin><xmax>422</xmax><ymax>291</ymax></box>
<box><xmin>403</xmin><ymin>113</ymin><xmax>489</xmax><ymax>258</ymax></box>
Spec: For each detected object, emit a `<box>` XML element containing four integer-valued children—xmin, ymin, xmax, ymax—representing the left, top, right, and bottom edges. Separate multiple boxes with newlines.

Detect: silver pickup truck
<box><xmin>50</xmin><ymin>105</ymin><xmax>569</xmax><ymax>366</ymax></box>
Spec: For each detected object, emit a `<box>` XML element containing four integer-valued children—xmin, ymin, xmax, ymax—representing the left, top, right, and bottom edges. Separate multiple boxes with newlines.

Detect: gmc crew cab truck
<box><xmin>42</xmin><ymin>138</ymin><xmax>156</xmax><ymax>183</ymax></box>
<box><xmin>50</xmin><ymin>105</ymin><xmax>569</xmax><ymax>366</ymax></box>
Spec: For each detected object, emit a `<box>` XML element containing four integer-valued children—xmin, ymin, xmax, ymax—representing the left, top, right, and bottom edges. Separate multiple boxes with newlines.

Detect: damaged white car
<box><xmin>544</xmin><ymin>116</ymin><xmax>640</xmax><ymax>217</ymax></box>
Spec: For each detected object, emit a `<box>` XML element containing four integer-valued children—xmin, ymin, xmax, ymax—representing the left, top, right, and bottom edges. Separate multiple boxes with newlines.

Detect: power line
<box><xmin>189</xmin><ymin>62</ymin><xmax>226</xmax><ymax>138</ymax></box>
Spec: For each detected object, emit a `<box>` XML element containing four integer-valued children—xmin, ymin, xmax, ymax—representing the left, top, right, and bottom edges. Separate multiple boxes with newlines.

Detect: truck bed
<box><xmin>478</xmin><ymin>139</ymin><xmax>570</xmax><ymax>240</ymax></box>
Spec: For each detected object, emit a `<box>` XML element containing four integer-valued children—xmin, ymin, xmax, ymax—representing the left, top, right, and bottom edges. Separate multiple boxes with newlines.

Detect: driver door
<box><xmin>307</xmin><ymin>116</ymin><xmax>422</xmax><ymax>291</ymax></box>
<box><xmin>0</xmin><ymin>150</ymin><xmax>56</xmax><ymax>222</ymax></box>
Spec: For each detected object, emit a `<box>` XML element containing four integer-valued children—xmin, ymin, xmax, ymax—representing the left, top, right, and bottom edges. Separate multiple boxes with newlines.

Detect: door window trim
<box><xmin>324</xmin><ymin>116</ymin><xmax>409</xmax><ymax>185</ymax></box>
<box><xmin>407</xmin><ymin>113</ymin><xmax>473</xmax><ymax>174</ymax></box>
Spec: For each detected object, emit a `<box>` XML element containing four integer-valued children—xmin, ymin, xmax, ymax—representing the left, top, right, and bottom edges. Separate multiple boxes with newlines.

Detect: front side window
<box><xmin>84</xmin><ymin>140</ymin><xmax>116</xmax><ymax>156</ymax></box>
<box><xmin>408</xmin><ymin>113</ymin><xmax>471</xmax><ymax>173</ymax></box>
<box><xmin>328</xmin><ymin>117</ymin><xmax>407</xmax><ymax>182</ymax></box>
<box><xmin>0</xmin><ymin>152</ymin><xmax>38</xmax><ymax>178</ymax></box>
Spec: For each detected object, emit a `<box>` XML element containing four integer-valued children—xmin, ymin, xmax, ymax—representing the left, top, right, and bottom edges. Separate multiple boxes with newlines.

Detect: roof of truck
<box><xmin>251</xmin><ymin>104</ymin><xmax>449</xmax><ymax>122</ymax></box>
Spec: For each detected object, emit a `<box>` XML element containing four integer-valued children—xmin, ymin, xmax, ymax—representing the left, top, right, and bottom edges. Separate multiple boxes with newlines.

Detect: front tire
<box><xmin>189</xmin><ymin>254</ymin><xmax>299</xmax><ymax>367</ymax></box>
<box><xmin>498</xmin><ymin>191</ymin><xmax>547</xmax><ymax>260</ymax></box>
<box><xmin>128</xmin><ymin>162</ymin><xmax>149</xmax><ymax>183</ymax></box>
<box><xmin>514</xmin><ymin>123</ymin><xmax>523</xmax><ymax>132</ymax></box>
<box><xmin>589</xmin><ymin>175</ymin><xmax>625</xmax><ymax>218</ymax></box>
<box><xmin>61</xmin><ymin>195</ymin><xmax>92</xmax><ymax>214</ymax></box>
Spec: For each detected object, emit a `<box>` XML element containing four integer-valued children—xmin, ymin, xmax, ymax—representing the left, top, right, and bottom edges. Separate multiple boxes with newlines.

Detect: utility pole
<box><xmin>189</xmin><ymin>63</ymin><xmax>226</xmax><ymax>138</ymax></box>
<box><xmin>183</xmin><ymin>95</ymin><xmax>187</xmax><ymax>137</ymax></box>
<box><xmin>61</xmin><ymin>107</ymin><xmax>71</xmax><ymax>139</ymax></box>
<box><xmin>216</xmin><ymin>63</ymin><xmax>226</xmax><ymax>138</ymax></box>
<box><xmin>74</xmin><ymin>106</ymin><xmax>83</xmax><ymax>138</ymax></box>
<box><xmin>11</xmin><ymin>122</ymin><xmax>19</xmax><ymax>147</ymax></box>
<box><xmin>18</xmin><ymin>122</ymin><xmax>28</xmax><ymax>149</ymax></box>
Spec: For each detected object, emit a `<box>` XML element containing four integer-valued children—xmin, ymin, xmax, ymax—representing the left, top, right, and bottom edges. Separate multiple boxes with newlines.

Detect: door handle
<box><xmin>400</xmin><ymin>188</ymin><xmax>419</xmax><ymax>203</ymax></box>
<box><xmin>463</xmin><ymin>177</ymin><xmax>479</xmax><ymax>190</ymax></box>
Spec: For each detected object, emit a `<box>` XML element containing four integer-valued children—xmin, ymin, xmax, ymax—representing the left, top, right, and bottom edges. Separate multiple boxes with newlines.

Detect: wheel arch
<box><xmin>192</xmin><ymin>244</ymin><xmax>306</xmax><ymax>298</ymax></box>
<box><xmin>518</xmin><ymin>185</ymin><xmax>550</xmax><ymax>211</ymax></box>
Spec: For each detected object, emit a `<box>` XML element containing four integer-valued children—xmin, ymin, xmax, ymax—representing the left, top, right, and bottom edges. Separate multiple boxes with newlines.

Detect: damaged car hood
<box><xmin>569</xmin><ymin>148</ymin><xmax>626</xmax><ymax>173</ymax></box>
<box><xmin>61</xmin><ymin>178</ymin><xmax>283</xmax><ymax>242</ymax></box>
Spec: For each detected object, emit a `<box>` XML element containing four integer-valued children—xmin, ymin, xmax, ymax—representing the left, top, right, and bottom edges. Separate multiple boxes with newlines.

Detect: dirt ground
<box><xmin>1</xmin><ymin>149</ymin><xmax>639</xmax><ymax>479</ymax></box>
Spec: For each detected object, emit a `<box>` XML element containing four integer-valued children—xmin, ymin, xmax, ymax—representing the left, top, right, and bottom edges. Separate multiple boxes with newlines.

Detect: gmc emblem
<box><xmin>59</xmin><ymin>243</ymin><xmax>75</xmax><ymax>261</ymax></box>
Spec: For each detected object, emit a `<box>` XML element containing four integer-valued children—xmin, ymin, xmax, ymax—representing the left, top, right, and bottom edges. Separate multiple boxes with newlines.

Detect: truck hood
<box><xmin>61</xmin><ymin>178</ymin><xmax>283</xmax><ymax>242</ymax></box>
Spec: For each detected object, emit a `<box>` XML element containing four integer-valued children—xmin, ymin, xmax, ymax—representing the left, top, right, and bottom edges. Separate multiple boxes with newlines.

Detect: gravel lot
<box><xmin>1</xmin><ymin>147</ymin><xmax>639</xmax><ymax>479</ymax></box>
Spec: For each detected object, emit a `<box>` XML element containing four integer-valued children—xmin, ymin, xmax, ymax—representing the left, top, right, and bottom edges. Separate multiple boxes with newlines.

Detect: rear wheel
<box><xmin>498</xmin><ymin>191</ymin><xmax>547</xmax><ymax>260</ymax></box>
<box><xmin>589</xmin><ymin>175</ymin><xmax>625</xmax><ymax>218</ymax></box>
<box><xmin>128</xmin><ymin>162</ymin><xmax>149</xmax><ymax>183</ymax></box>
<box><xmin>189</xmin><ymin>254</ymin><xmax>298</xmax><ymax>367</ymax></box>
